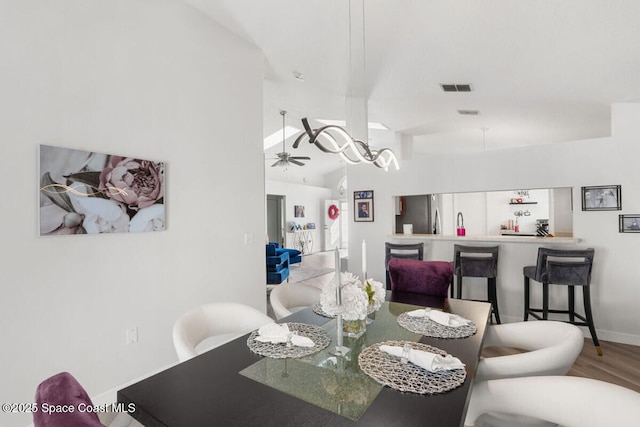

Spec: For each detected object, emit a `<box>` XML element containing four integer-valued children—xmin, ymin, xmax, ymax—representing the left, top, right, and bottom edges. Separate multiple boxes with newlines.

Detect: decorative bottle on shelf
<box><xmin>514</xmin><ymin>217</ymin><xmax>519</xmax><ymax>233</ymax></box>
<box><xmin>456</xmin><ymin>212</ymin><xmax>465</xmax><ymax>236</ymax></box>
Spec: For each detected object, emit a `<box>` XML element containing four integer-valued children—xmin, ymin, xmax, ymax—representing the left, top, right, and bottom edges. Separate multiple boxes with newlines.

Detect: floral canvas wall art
<box><xmin>39</xmin><ymin>145</ymin><xmax>165</xmax><ymax>236</ymax></box>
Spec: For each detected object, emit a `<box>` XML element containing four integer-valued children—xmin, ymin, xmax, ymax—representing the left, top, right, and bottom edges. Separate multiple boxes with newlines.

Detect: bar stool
<box><xmin>454</xmin><ymin>245</ymin><xmax>501</xmax><ymax>324</ymax></box>
<box><xmin>385</xmin><ymin>242</ymin><xmax>424</xmax><ymax>290</ymax></box>
<box><xmin>523</xmin><ymin>247</ymin><xmax>601</xmax><ymax>355</ymax></box>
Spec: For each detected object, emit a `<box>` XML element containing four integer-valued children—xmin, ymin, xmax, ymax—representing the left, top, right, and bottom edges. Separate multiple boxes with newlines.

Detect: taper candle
<box><xmin>362</xmin><ymin>239</ymin><xmax>367</xmax><ymax>280</ymax></box>
<box><xmin>334</xmin><ymin>247</ymin><xmax>343</xmax><ymax>352</ymax></box>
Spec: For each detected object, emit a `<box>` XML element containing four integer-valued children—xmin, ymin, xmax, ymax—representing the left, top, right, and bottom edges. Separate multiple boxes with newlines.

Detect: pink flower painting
<box><xmin>39</xmin><ymin>145</ymin><xmax>165</xmax><ymax>236</ymax></box>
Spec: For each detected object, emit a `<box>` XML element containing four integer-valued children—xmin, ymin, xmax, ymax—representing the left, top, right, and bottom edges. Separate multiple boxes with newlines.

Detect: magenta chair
<box><xmin>388</xmin><ymin>258</ymin><xmax>453</xmax><ymax>297</ymax></box>
<box><xmin>34</xmin><ymin>372</ymin><xmax>104</xmax><ymax>427</ymax></box>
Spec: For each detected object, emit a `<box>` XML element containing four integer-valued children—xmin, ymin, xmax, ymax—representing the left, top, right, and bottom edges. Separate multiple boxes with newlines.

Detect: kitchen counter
<box><xmin>389</xmin><ymin>233</ymin><xmax>580</xmax><ymax>244</ymax></box>
<box><xmin>384</xmin><ymin>233</ymin><xmax>582</xmax><ymax>324</ymax></box>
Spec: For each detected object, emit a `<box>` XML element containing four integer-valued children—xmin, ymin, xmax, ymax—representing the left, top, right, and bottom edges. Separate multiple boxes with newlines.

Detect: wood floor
<box><xmin>277</xmin><ymin>250</ymin><xmax>640</xmax><ymax>393</ymax></box>
<box><xmin>572</xmin><ymin>340</ymin><xmax>640</xmax><ymax>392</ymax></box>
<box><xmin>483</xmin><ymin>338</ymin><xmax>640</xmax><ymax>392</ymax></box>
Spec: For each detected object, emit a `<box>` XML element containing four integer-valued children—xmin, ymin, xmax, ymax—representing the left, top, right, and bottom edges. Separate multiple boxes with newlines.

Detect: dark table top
<box><xmin>118</xmin><ymin>293</ymin><xmax>491</xmax><ymax>427</ymax></box>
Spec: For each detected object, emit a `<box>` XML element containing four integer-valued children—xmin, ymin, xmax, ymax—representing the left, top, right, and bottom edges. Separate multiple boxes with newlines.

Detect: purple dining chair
<box><xmin>34</xmin><ymin>372</ymin><xmax>104</xmax><ymax>427</ymax></box>
<box><xmin>388</xmin><ymin>258</ymin><xmax>453</xmax><ymax>297</ymax></box>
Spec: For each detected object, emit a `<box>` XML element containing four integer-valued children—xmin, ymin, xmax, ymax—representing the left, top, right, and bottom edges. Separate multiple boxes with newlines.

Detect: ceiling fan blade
<box><xmin>271</xmin><ymin>159</ymin><xmax>284</xmax><ymax>167</ymax></box>
<box><xmin>290</xmin><ymin>156</ymin><xmax>311</xmax><ymax>160</ymax></box>
<box><xmin>289</xmin><ymin>159</ymin><xmax>305</xmax><ymax>166</ymax></box>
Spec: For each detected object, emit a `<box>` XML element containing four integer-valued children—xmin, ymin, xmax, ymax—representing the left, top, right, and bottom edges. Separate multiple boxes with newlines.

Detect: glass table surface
<box><xmin>240</xmin><ymin>301</ymin><xmax>426</xmax><ymax>421</ymax></box>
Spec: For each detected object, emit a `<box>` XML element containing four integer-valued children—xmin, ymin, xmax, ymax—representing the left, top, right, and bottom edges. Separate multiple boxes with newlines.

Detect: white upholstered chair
<box><xmin>269</xmin><ymin>282</ymin><xmax>321</xmax><ymax>320</ymax></box>
<box><xmin>464</xmin><ymin>376</ymin><xmax>640</xmax><ymax>427</ymax></box>
<box><xmin>172</xmin><ymin>302</ymin><xmax>273</xmax><ymax>362</ymax></box>
<box><xmin>476</xmin><ymin>320</ymin><xmax>584</xmax><ymax>382</ymax></box>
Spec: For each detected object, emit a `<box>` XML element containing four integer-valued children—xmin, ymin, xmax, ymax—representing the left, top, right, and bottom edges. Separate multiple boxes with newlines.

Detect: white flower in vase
<box><xmin>320</xmin><ymin>272</ymin><xmax>368</xmax><ymax>320</ymax></box>
<box><xmin>340</xmin><ymin>283</ymin><xmax>369</xmax><ymax>321</ymax></box>
<box><xmin>364</xmin><ymin>279</ymin><xmax>385</xmax><ymax>312</ymax></box>
<box><xmin>340</xmin><ymin>271</ymin><xmax>361</xmax><ymax>287</ymax></box>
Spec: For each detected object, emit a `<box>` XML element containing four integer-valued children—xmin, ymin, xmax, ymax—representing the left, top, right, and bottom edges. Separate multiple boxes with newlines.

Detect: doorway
<box><xmin>340</xmin><ymin>200</ymin><xmax>349</xmax><ymax>249</ymax></box>
<box><xmin>266</xmin><ymin>194</ymin><xmax>284</xmax><ymax>246</ymax></box>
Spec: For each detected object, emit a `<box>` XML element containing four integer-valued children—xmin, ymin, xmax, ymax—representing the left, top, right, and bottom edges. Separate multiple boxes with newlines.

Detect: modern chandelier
<box><xmin>291</xmin><ymin>0</ymin><xmax>398</xmax><ymax>171</ymax></box>
<box><xmin>292</xmin><ymin>118</ymin><xmax>399</xmax><ymax>171</ymax></box>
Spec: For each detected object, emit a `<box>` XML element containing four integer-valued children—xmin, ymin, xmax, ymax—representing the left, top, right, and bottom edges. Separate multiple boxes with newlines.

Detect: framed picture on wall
<box><xmin>581</xmin><ymin>185</ymin><xmax>621</xmax><ymax>211</ymax></box>
<box><xmin>619</xmin><ymin>215</ymin><xmax>640</xmax><ymax>233</ymax></box>
<box><xmin>354</xmin><ymin>190</ymin><xmax>374</xmax><ymax>222</ymax></box>
<box><xmin>39</xmin><ymin>144</ymin><xmax>165</xmax><ymax>236</ymax></box>
<box><xmin>294</xmin><ymin>205</ymin><xmax>305</xmax><ymax>218</ymax></box>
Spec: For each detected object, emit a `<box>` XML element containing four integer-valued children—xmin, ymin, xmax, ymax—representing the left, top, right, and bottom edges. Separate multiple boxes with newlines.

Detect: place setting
<box><xmin>358</xmin><ymin>339</ymin><xmax>467</xmax><ymax>395</ymax></box>
<box><xmin>397</xmin><ymin>307</ymin><xmax>477</xmax><ymax>339</ymax></box>
<box><xmin>247</xmin><ymin>322</ymin><xmax>331</xmax><ymax>359</ymax></box>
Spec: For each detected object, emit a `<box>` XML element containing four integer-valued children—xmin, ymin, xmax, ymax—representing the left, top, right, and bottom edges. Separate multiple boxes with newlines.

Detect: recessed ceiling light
<box><xmin>441</xmin><ymin>83</ymin><xmax>473</xmax><ymax>92</ymax></box>
<box><xmin>264</xmin><ymin>125</ymin><xmax>301</xmax><ymax>150</ymax></box>
<box><xmin>315</xmin><ymin>119</ymin><xmax>389</xmax><ymax>130</ymax></box>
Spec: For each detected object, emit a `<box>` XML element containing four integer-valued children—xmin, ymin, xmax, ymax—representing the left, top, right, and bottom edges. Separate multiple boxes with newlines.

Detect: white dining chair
<box><xmin>476</xmin><ymin>320</ymin><xmax>584</xmax><ymax>382</ymax></box>
<box><xmin>464</xmin><ymin>376</ymin><xmax>640</xmax><ymax>427</ymax></box>
<box><xmin>172</xmin><ymin>302</ymin><xmax>274</xmax><ymax>362</ymax></box>
<box><xmin>269</xmin><ymin>282</ymin><xmax>321</xmax><ymax>320</ymax></box>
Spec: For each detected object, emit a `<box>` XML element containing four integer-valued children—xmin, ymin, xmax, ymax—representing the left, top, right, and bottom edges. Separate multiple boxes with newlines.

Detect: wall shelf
<box><xmin>509</xmin><ymin>202</ymin><xmax>538</xmax><ymax>205</ymax></box>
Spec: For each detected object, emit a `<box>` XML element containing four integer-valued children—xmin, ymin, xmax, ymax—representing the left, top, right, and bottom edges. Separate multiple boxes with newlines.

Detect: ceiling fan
<box><xmin>271</xmin><ymin>110</ymin><xmax>310</xmax><ymax>168</ymax></box>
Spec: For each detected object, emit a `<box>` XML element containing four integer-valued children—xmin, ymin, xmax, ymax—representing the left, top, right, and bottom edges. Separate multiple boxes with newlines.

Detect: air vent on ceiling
<box><xmin>457</xmin><ymin>109</ymin><xmax>479</xmax><ymax>115</ymax></box>
<box><xmin>441</xmin><ymin>83</ymin><xmax>473</xmax><ymax>92</ymax></box>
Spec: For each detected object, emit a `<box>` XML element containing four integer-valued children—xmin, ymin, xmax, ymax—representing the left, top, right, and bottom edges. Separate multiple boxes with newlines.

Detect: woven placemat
<box><xmin>247</xmin><ymin>322</ymin><xmax>330</xmax><ymax>359</ymax></box>
<box><xmin>312</xmin><ymin>303</ymin><xmax>333</xmax><ymax>318</ymax></box>
<box><xmin>358</xmin><ymin>340</ymin><xmax>466</xmax><ymax>395</ymax></box>
<box><xmin>397</xmin><ymin>313</ymin><xmax>477</xmax><ymax>339</ymax></box>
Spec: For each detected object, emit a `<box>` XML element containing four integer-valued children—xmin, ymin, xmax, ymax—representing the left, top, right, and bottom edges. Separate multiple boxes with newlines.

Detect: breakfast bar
<box><xmin>387</xmin><ymin>234</ymin><xmax>582</xmax><ymax>324</ymax></box>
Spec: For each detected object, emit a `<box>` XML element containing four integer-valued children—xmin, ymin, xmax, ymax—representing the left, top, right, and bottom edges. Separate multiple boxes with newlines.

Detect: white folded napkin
<box><xmin>406</xmin><ymin>308</ymin><xmax>471</xmax><ymax>327</ymax></box>
<box><xmin>255</xmin><ymin>323</ymin><xmax>315</xmax><ymax>347</ymax></box>
<box><xmin>380</xmin><ymin>344</ymin><xmax>465</xmax><ymax>372</ymax></box>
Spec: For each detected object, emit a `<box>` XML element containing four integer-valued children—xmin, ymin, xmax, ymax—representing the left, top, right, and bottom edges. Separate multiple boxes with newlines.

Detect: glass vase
<box><xmin>343</xmin><ymin>318</ymin><xmax>366</xmax><ymax>338</ymax></box>
<box><xmin>366</xmin><ymin>303</ymin><xmax>376</xmax><ymax>325</ymax></box>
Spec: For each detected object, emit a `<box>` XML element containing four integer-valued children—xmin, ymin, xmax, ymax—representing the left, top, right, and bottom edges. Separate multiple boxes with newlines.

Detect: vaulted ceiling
<box><xmin>184</xmin><ymin>0</ymin><xmax>640</xmax><ymax>182</ymax></box>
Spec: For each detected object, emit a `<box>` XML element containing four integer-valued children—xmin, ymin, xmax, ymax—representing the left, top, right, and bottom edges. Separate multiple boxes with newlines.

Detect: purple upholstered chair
<box><xmin>34</xmin><ymin>372</ymin><xmax>104</xmax><ymax>427</ymax></box>
<box><xmin>388</xmin><ymin>258</ymin><xmax>453</xmax><ymax>297</ymax></box>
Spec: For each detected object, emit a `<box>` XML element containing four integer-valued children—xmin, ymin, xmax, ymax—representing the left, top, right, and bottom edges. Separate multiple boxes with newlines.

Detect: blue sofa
<box><xmin>266</xmin><ymin>244</ymin><xmax>290</xmax><ymax>284</ymax></box>
<box><xmin>268</xmin><ymin>242</ymin><xmax>302</xmax><ymax>265</ymax></box>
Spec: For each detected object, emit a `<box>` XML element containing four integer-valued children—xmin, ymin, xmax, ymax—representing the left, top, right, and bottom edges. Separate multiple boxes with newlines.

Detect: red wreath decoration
<box><xmin>328</xmin><ymin>204</ymin><xmax>339</xmax><ymax>220</ymax></box>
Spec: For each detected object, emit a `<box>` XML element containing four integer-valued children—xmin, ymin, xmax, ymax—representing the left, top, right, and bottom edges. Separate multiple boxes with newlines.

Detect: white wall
<box><xmin>349</xmin><ymin>103</ymin><xmax>640</xmax><ymax>346</ymax></box>
<box><xmin>266</xmin><ymin>180</ymin><xmax>332</xmax><ymax>253</ymax></box>
<box><xmin>323</xmin><ymin>167</ymin><xmax>348</xmax><ymax>200</ymax></box>
<box><xmin>0</xmin><ymin>1</ymin><xmax>264</xmax><ymax>426</ymax></box>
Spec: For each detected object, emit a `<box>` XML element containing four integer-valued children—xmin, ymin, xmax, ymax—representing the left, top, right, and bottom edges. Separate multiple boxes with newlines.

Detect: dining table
<box><xmin>117</xmin><ymin>291</ymin><xmax>491</xmax><ymax>427</ymax></box>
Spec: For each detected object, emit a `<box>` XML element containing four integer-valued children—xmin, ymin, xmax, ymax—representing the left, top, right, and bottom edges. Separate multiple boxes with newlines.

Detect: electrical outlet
<box><xmin>126</xmin><ymin>327</ymin><xmax>138</xmax><ymax>344</ymax></box>
<box><xmin>244</xmin><ymin>232</ymin><xmax>254</xmax><ymax>245</ymax></box>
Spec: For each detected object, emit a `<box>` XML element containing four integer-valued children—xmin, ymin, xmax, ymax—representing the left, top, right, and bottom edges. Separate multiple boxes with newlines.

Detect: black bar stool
<box><xmin>453</xmin><ymin>244</ymin><xmax>501</xmax><ymax>324</ymax></box>
<box><xmin>384</xmin><ymin>242</ymin><xmax>424</xmax><ymax>290</ymax></box>
<box><xmin>523</xmin><ymin>247</ymin><xmax>601</xmax><ymax>355</ymax></box>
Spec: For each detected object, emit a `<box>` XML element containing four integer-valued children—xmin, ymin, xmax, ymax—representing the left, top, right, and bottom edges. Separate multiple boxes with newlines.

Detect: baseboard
<box><xmin>92</xmin><ymin>333</ymin><xmax>245</xmax><ymax>406</ymax></box>
<box><xmin>497</xmin><ymin>314</ymin><xmax>640</xmax><ymax>346</ymax></box>
<box><xmin>597</xmin><ymin>329</ymin><xmax>640</xmax><ymax>346</ymax></box>
<box><xmin>91</xmin><ymin>360</ymin><xmax>180</xmax><ymax>407</ymax></box>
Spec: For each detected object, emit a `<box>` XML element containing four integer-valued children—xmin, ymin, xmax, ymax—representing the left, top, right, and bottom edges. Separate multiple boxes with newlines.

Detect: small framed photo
<box><xmin>581</xmin><ymin>185</ymin><xmax>621</xmax><ymax>211</ymax></box>
<box><xmin>619</xmin><ymin>215</ymin><xmax>640</xmax><ymax>233</ymax></box>
<box><xmin>294</xmin><ymin>205</ymin><xmax>305</xmax><ymax>218</ymax></box>
<box><xmin>354</xmin><ymin>190</ymin><xmax>374</xmax><ymax>222</ymax></box>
